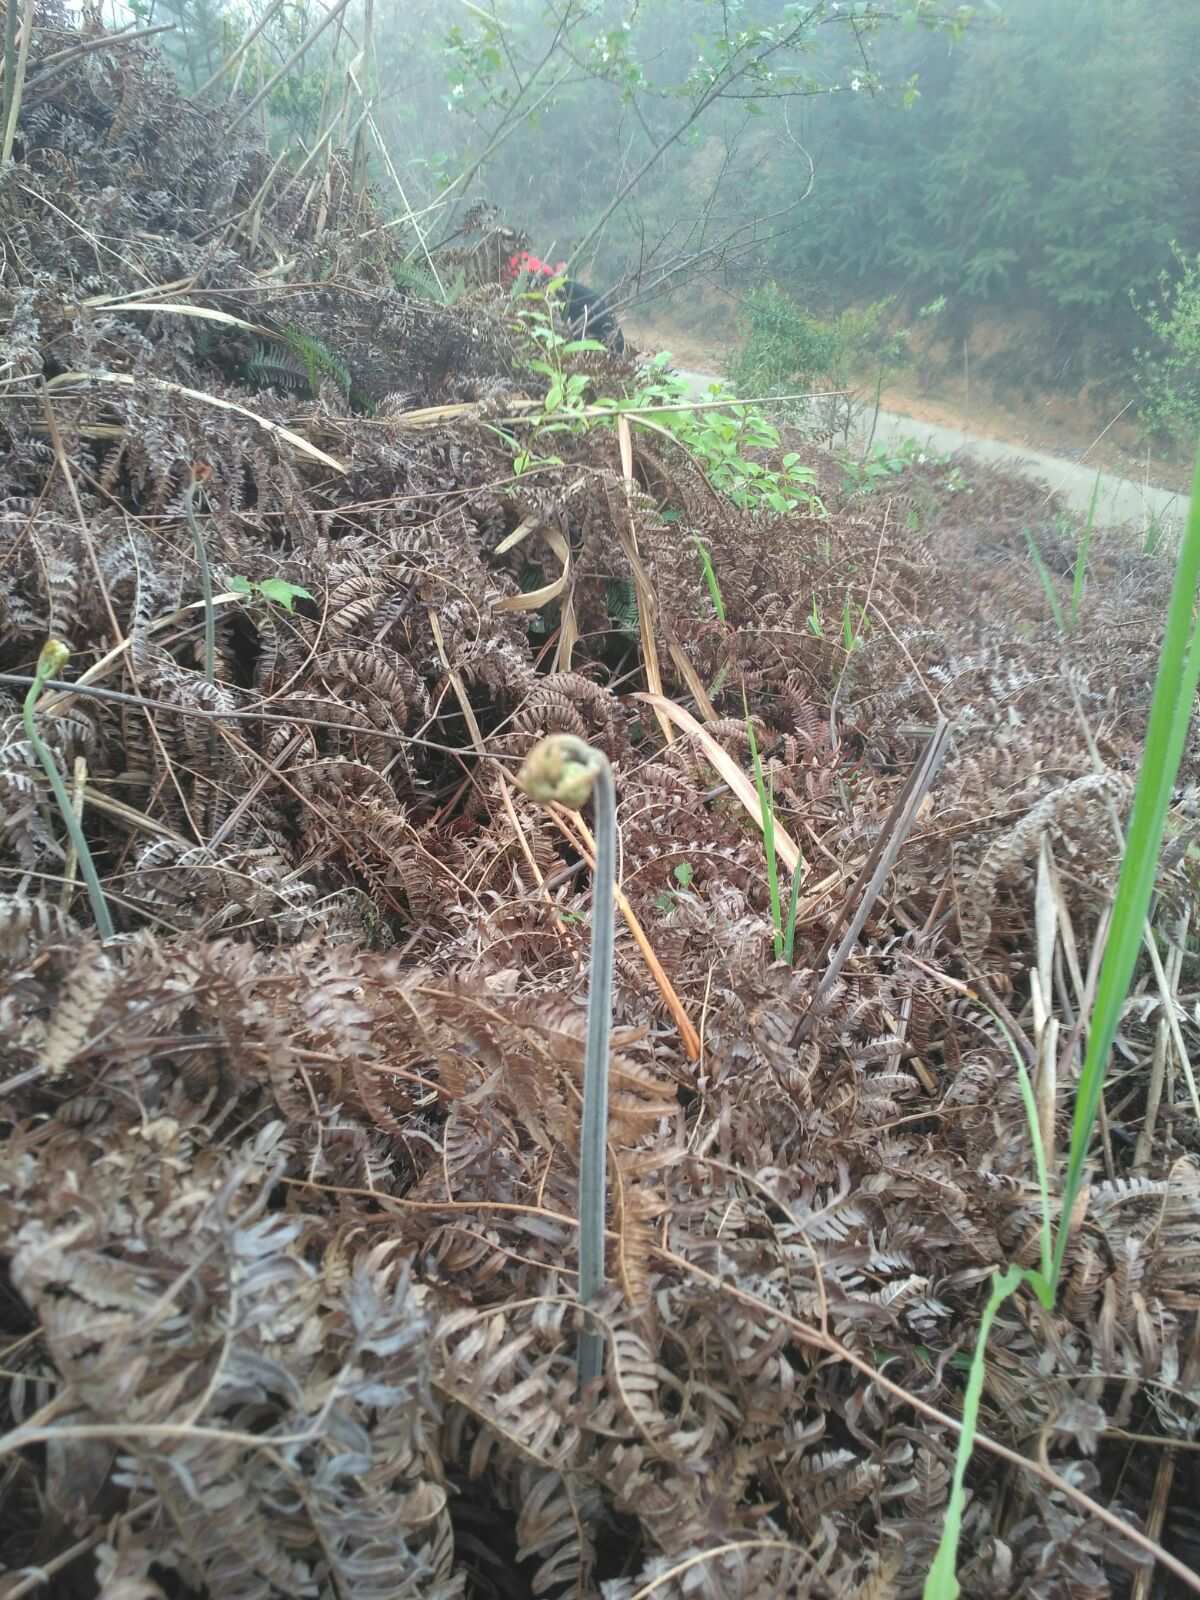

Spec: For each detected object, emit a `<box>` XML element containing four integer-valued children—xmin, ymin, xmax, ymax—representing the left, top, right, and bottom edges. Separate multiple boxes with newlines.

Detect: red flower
<box><xmin>506</xmin><ymin>250</ymin><xmax>566</xmax><ymax>280</ymax></box>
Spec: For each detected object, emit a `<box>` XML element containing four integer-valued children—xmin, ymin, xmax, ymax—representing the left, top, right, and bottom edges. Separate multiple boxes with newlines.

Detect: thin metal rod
<box><xmin>576</xmin><ymin>753</ymin><xmax>614</xmax><ymax>1389</ymax></box>
<box><xmin>514</xmin><ymin>735</ymin><xmax>616</xmax><ymax>1391</ymax></box>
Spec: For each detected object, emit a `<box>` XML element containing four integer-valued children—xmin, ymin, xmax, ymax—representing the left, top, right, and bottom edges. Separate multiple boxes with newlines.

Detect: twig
<box><xmin>1130</xmin><ymin>1448</ymin><xmax>1177</xmax><ymax>1600</ymax></box>
<box><xmin>547</xmin><ymin>801</ymin><xmax>700</xmax><ymax>1061</ymax></box>
<box><xmin>59</xmin><ymin>755</ymin><xmax>87</xmax><ymax>919</ymax></box>
<box><xmin>791</xmin><ymin>717</ymin><xmax>950</xmax><ymax>1046</ymax></box>
<box><xmin>191</xmin><ymin>0</ymin><xmax>285</xmax><ymax>99</ymax></box>
<box><xmin>183</xmin><ymin>466</ymin><xmax>216</xmax><ymax>683</ymax></box>
<box><xmin>21</xmin><ymin>22</ymin><xmax>175</xmax><ymax>103</ymax></box>
<box><xmin>228</xmin><ymin>0</ymin><xmax>355</xmax><ymax>132</ymax></box>
<box><xmin>1</xmin><ymin>0</ymin><xmax>36</xmax><ymax>165</ymax></box>
<box><xmin>2</xmin><ymin>0</ymin><xmax>25</xmax><ymax>136</ymax></box>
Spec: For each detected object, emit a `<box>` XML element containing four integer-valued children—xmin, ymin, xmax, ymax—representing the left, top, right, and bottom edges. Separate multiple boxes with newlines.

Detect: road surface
<box><xmin>672</xmin><ymin>368</ymin><xmax>1187</xmax><ymax>537</ymax></box>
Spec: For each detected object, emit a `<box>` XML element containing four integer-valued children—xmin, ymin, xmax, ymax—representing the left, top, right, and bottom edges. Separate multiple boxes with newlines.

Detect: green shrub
<box><xmin>728</xmin><ymin>285</ymin><xmax>908</xmax><ymax>446</ymax></box>
<box><xmin>728</xmin><ymin>282</ymin><xmax>845</xmax><ymax>395</ymax></box>
<box><xmin>623</xmin><ymin>359</ymin><xmax>820</xmax><ymax>516</ymax></box>
<box><xmin>1134</xmin><ymin>243</ymin><xmax>1200</xmax><ymax>449</ymax></box>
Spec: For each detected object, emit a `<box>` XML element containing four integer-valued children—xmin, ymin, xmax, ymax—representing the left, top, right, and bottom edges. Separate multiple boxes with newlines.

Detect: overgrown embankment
<box><xmin>1</xmin><ymin>12</ymin><xmax>1198</xmax><ymax>1599</ymax></box>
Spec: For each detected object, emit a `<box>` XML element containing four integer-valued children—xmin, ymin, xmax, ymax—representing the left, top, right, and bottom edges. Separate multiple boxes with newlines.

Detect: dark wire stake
<box><xmin>516</xmin><ymin>734</ymin><xmax>615</xmax><ymax>1392</ymax></box>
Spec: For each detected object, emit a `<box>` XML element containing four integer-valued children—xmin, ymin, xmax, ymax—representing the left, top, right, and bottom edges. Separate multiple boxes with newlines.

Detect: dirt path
<box><xmin>627</xmin><ymin>320</ymin><xmax>1190</xmax><ymax>537</ymax></box>
<box><xmin>680</xmin><ymin>363</ymin><xmax>1186</xmax><ymax>535</ymax></box>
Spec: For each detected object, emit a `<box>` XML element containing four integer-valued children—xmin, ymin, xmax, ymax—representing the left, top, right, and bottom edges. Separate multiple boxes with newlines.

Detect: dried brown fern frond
<box><xmin>6</xmin><ymin>1120</ymin><xmax>462</xmax><ymax>1600</ymax></box>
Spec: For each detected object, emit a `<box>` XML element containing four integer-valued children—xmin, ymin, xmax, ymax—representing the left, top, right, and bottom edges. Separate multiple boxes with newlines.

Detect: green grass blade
<box><xmin>782</xmin><ymin>861</ymin><xmax>803</xmax><ymax>965</ymax></box>
<box><xmin>923</xmin><ymin>1265</ymin><xmax>1024</xmax><ymax>1600</ymax></box>
<box><xmin>691</xmin><ymin>536</ymin><xmax>726</xmax><ymax>621</ymax></box>
<box><xmin>1069</xmin><ymin>474</ymin><xmax>1100</xmax><ymax>631</ymax></box>
<box><xmin>1023</xmin><ymin>526</ymin><xmax>1066</xmax><ymax>635</ymax></box>
<box><xmin>1013</xmin><ymin>1057</ymin><xmax>1054</xmax><ymax>1303</ymax></box>
<box><xmin>1050</xmin><ymin>442</ymin><xmax>1200</xmax><ymax>1289</ymax></box>
<box><xmin>977</xmin><ymin>1006</ymin><xmax>1054</xmax><ymax>1304</ymax></box>
<box><xmin>765</xmin><ymin>772</ymin><xmax>782</xmax><ymax>957</ymax></box>
<box><xmin>746</xmin><ymin>712</ymin><xmax>783</xmax><ymax>957</ymax></box>
<box><xmin>23</xmin><ymin>640</ymin><xmax>115</xmax><ymax>941</ymax></box>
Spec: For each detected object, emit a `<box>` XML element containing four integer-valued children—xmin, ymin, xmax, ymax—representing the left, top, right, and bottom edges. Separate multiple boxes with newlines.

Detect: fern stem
<box><xmin>577</xmin><ymin>752</ymin><xmax>615</xmax><ymax>1387</ymax></box>
<box><xmin>23</xmin><ymin>640</ymin><xmax>115</xmax><ymax>941</ymax></box>
<box><xmin>516</xmin><ymin>735</ymin><xmax>615</xmax><ymax>1391</ymax></box>
<box><xmin>1</xmin><ymin>0</ymin><xmax>34</xmax><ymax>165</ymax></box>
<box><xmin>1</xmin><ymin>0</ymin><xmax>20</xmax><ymax>138</ymax></box>
<box><xmin>184</xmin><ymin>470</ymin><xmax>216</xmax><ymax>683</ymax></box>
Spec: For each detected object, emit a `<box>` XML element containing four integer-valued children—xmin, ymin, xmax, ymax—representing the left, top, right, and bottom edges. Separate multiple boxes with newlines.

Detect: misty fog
<box><xmin>133</xmin><ymin>0</ymin><xmax>1200</xmax><ymax>461</ymax></box>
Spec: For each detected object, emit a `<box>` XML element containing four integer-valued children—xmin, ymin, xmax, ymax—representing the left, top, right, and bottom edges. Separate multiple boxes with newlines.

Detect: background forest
<box><xmin>136</xmin><ymin>0</ymin><xmax>1200</xmax><ymax>444</ymax></box>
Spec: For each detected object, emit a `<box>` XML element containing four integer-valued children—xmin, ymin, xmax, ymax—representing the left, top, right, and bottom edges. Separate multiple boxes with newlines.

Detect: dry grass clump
<box><xmin>1</xmin><ymin>10</ymin><xmax>1198</xmax><ymax>1598</ymax></box>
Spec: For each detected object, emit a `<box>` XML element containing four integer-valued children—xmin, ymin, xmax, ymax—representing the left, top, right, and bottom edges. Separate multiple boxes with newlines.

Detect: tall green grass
<box><xmin>925</xmin><ymin>440</ymin><xmax>1200</xmax><ymax>1598</ymax></box>
<box><xmin>1069</xmin><ymin>475</ymin><xmax>1101</xmax><ymax>631</ymax></box>
<box><xmin>1024</xmin><ymin>527</ymin><xmax>1067</xmax><ymax>633</ymax></box>
<box><xmin>1050</xmin><ymin>444</ymin><xmax>1200</xmax><ymax>1282</ymax></box>
<box><xmin>1023</xmin><ymin>475</ymin><xmax>1101</xmax><ymax>637</ymax></box>
<box><xmin>23</xmin><ymin>640</ymin><xmax>114</xmax><ymax>941</ymax></box>
<box><xmin>692</xmin><ymin>536</ymin><xmax>727</xmax><ymax>622</ymax></box>
<box><xmin>745</xmin><ymin>708</ymin><xmax>803</xmax><ymax>963</ymax></box>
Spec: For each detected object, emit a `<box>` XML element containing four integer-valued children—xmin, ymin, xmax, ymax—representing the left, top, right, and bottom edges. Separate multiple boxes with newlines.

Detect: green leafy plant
<box><xmin>841</xmin><ymin>595</ymin><xmax>867</xmax><ymax>653</ymax></box>
<box><xmin>501</xmin><ymin>284</ymin><xmax>608</xmax><ymax>473</ymax></box>
<box><xmin>843</xmin><ymin>299</ymin><xmax>911</xmax><ymax>454</ymax></box>
<box><xmin>1023</xmin><ymin>481</ymin><xmax>1099</xmax><ymax>638</ymax></box>
<box><xmin>245</xmin><ymin>341</ymin><xmax>313</xmax><ymax>396</ymax></box>
<box><xmin>244</xmin><ymin>326</ymin><xmax>351</xmax><ymax>405</ymax></box>
<box><xmin>619</xmin><ymin>363</ymin><xmax>820</xmax><ymax>515</ymax></box>
<box><xmin>501</xmin><ymin>332</ymin><xmax>821</xmax><ymax>517</ymax></box>
<box><xmin>728</xmin><ymin>281</ymin><xmax>844</xmax><ymax>397</ymax></box>
<box><xmin>807</xmin><ymin>593</ymin><xmax>867</xmax><ymax>651</ymax></box>
<box><xmin>841</xmin><ymin>435</ymin><xmax>950</xmax><ymax>497</ymax></box>
<box><xmin>1070</xmin><ymin>477</ymin><xmax>1100</xmax><ymax>631</ymax></box>
<box><xmin>841</xmin><ymin>449</ymin><xmax>907</xmax><ymax>496</ymax></box>
<box><xmin>391</xmin><ymin>257</ymin><xmax>468</xmax><ymax>305</ymax></box>
<box><xmin>729</xmin><ymin>285</ymin><xmax>908</xmax><ymax>448</ymax></box>
<box><xmin>1022</xmin><ymin>527</ymin><xmax>1068</xmax><ymax>635</ymax></box>
<box><xmin>229</xmin><ymin>575</ymin><xmax>315</xmax><ymax>613</ymax></box>
<box><xmin>281</xmin><ymin>325</ymin><xmax>352</xmax><ymax>403</ymax></box>
<box><xmin>1134</xmin><ymin>242</ymin><xmax>1200</xmax><ymax>449</ymax></box>
<box><xmin>605</xmin><ymin>577</ymin><xmax>640</xmax><ymax>634</ymax></box>
<box><xmin>655</xmin><ymin>859</ymin><xmax>696</xmax><ymax>913</ymax></box>
<box><xmin>1143</xmin><ymin>507</ymin><xmax>1173</xmax><ymax>556</ymax></box>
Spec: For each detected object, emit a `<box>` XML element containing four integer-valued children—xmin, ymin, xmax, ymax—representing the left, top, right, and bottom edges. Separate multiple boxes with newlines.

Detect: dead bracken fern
<box><xmin>1</xmin><ymin>9</ymin><xmax>1199</xmax><ymax>1599</ymax></box>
